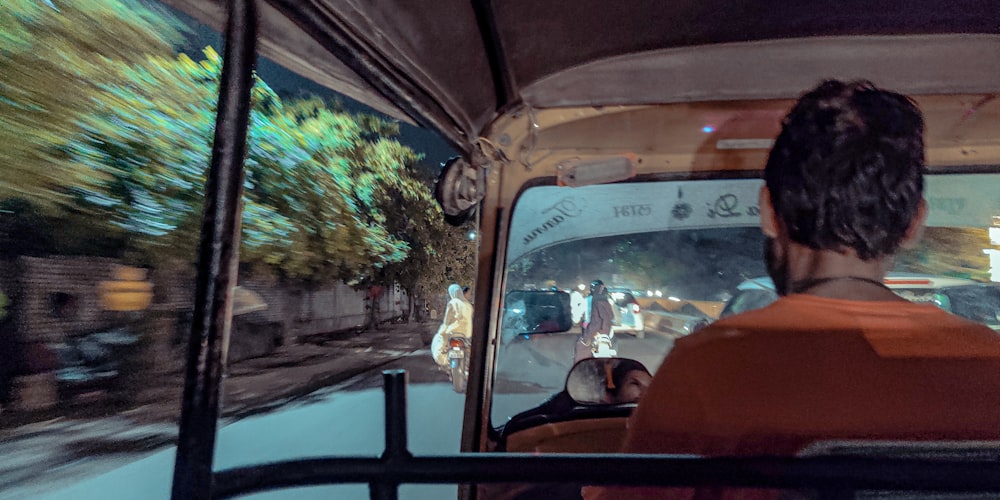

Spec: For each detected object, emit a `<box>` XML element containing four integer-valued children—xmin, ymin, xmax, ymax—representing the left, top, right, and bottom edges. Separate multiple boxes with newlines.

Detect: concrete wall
<box><xmin>1</xmin><ymin>256</ymin><xmax>408</xmax><ymax>364</ymax></box>
<box><xmin>0</xmin><ymin>256</ymin><xmax>412</xmax><ymax>410</ymax></box>
<box><xmin>16</xmin><ymin>256</ymin><xmax>120</xmax><ymax>344</ymax></box>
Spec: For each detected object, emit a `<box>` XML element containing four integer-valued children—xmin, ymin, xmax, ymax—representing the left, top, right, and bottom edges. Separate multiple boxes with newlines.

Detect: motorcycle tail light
<box><xmin>449</xmin><ymin>338</ymin><xmax>464</xmax><ymax>348</ymax></box>
<box><xmin>631</xmin><ymin>303</ymin><xmax>641</xmax><ymax>314</ymax></box>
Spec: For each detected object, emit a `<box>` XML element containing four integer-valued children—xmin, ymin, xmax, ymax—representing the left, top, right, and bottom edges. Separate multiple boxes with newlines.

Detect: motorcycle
<box><xmin>51</xmin><ymin>328</ymin><xmax>141</xmax><ymax>404</ymax></box>
<box><xmin>447</xmin><ymin>334</ymin><xmax>470</xmax><ymax>393</ymax></box>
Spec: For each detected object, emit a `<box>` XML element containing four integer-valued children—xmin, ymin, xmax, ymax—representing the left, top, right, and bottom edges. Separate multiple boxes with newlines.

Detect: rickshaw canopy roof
<box><xmin>160</xmin><ymin>0</ymin><xmax>1000</xmax><ymax>155</ymax></box>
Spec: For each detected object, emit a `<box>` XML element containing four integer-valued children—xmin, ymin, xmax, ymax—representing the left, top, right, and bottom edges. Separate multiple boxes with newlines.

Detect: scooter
<box><xmin>447</xmin><ymin>334</ymin><xmax>470</xmax><ymax>393</ymax></box>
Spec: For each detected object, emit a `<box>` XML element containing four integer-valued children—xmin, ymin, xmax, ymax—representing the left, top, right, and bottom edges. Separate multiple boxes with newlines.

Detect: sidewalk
<box><xmin>131</xmin><ymin>320</ymin><xmax>435</xmax><ymax>423</ymax></box>
<box><xmin>0</xmin><ymin>321</ymin><xmax>435</xmax><ymax>495</ymax></box>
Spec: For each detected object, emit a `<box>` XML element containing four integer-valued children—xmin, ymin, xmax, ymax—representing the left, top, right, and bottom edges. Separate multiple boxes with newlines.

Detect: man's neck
<box><xmin>784</xmin><ymin>243</ymin><xmax>903</xmax><ymax>301</ymax></box>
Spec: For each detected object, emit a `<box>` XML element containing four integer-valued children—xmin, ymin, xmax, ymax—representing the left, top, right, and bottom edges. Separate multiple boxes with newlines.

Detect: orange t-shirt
<box><xmin>585</xmin><ymin>294</ymin><xmax>1000</xmax><ymax>499</ymax></box>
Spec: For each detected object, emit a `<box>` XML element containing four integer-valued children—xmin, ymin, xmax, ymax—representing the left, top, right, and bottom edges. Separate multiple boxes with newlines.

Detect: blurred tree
<box><xmin>0</xmin><ymin>198</ymin><xmax>129</xmax><ymax>258</ymax></box>
<box><xmin>367</xmin><ymin>162</ymin><xmax>478</xmax><ymax>320</ymax></box>
<box><xmin>2</xmin><ymin>2</ymin><xmax>469</xmax><ymax>294</ymax></box>
<box><xmin>0</xmin><ymin>0</ymin><xmax>182</xmax><ymax>203</ymax></box>
<box><xmin>68</xmin><ymin>49</ymin><xmax>427</xmax><ymax>285</ymax></box>
<box><xmin>0</xmin><ymin>199</ymin><xmax>54</xmax><ymax>257</ymax></box>
<box><xmin>247</xmin><ymin>97</ymin><xmax>416</xmax><ymax>284</ymax></box>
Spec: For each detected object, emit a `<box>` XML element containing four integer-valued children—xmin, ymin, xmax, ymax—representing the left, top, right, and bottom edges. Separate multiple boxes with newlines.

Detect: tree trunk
<box><xmin>405</xmin><ymin>293</ymin><xmax>414</xmax><ymax>324</ymax></box>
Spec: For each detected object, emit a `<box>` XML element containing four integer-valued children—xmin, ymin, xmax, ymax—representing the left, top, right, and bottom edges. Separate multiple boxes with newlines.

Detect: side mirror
<box><xmin>503</xmin><ymin>290</ymin><xmax>574</xmax><ymax>335</ymax></box>
<box><xmin>435</xmin><ymin>157</ymin><xmax>484</xmax><ymax>226</ymax></box>
<box><xmin>565</xmin><ymin>357</ymin><xmax>652</xmax><ymax>405</ymax></box>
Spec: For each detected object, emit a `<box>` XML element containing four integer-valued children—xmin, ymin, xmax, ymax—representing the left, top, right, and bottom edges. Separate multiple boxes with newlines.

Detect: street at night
<box><xmin>4</xmin><ymin>338</ymin><xmax>460</xmax><ymax>499</ymax></box>
<box><xmin>1</xmin><ymin>324</ymin><xmax>679</xmax><ymax>499</ymax></box>
<box><xmin>3</xmin><ymin>0</ymin><xmax>999</xmax><ymax>498</ymax></box>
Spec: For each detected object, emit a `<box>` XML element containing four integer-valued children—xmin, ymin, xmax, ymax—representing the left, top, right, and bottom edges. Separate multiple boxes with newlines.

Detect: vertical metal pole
<box><xmin>371</xmin><ymin>370</ymin><xmax>410</xmax><ymax>500</ymax></box>
<box><xmin>171</xmin><ymin>0</ymin><xmax>257</xmax><ymax>498</ymax></box>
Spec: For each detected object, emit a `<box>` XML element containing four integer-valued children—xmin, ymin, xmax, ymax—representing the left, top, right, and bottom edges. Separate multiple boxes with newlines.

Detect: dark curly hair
<box><xmin>764</xmin><ymin>80</ymin><xmax>925</xmax><ymax>260</ymax></box>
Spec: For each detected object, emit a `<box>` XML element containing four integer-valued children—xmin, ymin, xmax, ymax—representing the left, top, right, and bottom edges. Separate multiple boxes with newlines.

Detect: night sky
<box><xmin>163</xmin><ymin>2</ymin><xmax>458</xmax><ymax>168</ymax></box>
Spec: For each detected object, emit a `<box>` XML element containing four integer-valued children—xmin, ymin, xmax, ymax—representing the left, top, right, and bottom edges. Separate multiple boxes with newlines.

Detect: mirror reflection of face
<box><xmin>606</xmin><ymin>369</ymin><xmax>652</xmax><ymax>404</ymax></box>
<box><xmin>565</xmin><ymin>358</ymin><xmax>652</xmax><ymax>405</ymax></box>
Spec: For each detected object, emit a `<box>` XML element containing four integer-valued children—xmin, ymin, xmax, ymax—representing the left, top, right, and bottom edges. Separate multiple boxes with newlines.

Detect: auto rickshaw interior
<box><xmin>151</xmin><ymin>0</ymin><xmax>1000</xmax><ymax>498</ymax></box>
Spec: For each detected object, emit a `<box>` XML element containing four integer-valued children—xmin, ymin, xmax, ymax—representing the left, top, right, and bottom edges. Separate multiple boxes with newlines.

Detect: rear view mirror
<box><xmin>504</xmin><ymin>290</ymin><xmax>573</xmax><ymax>334</ymax></box>
<box><xmin>435</xmin><ymin>157</ymin><xmax>484</xmax><ymax>226</ymax></box>
<box><xmin>566</xmin><ymin>357</ymin><xmax>651</xmax><ymax>405</ymax></box>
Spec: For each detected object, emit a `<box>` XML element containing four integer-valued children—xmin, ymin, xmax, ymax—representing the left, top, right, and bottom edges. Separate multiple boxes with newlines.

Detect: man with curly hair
<box><xmin>586</xmin><ymin>80</ymin><xmax>1000</xmax><ymax>499</ymax></box>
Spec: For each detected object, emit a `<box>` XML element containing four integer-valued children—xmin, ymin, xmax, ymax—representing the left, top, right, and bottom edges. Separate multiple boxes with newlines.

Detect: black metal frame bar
<box><xmin>210</xmin><ymin>370</ymin><xmax>1000</xmax><ymax>499</ymax></box>
<box><xmin>470</xmin><ymin>0</ymin><xmax>517</xmax><ymax>112</ymax></box>
<box><xmin>171</xmin><ymin>0</ymin><xmax>258</xmax><ymax>498</ymax></box>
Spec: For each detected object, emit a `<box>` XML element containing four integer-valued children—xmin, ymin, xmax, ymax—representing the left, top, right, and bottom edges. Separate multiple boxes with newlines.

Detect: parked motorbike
<box><xmin>447</xmin><ymin>334</ymin><xmax>470</xmax><ymax>393</ymax></box>
<box><xmin>51</xmin><ymin>328</ymin><xmax>141</xmax><ymax>404</ymax></box>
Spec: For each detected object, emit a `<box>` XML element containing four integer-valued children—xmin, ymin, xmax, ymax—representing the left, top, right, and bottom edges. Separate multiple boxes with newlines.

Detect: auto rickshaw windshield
<box><xmin>492</xmin><ymin>175</ymin><xmax>1000</xmax><ymax>427</ymax></box>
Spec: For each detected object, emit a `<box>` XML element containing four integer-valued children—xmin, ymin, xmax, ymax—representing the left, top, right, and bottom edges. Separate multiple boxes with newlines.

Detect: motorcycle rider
<box><xmin>431</xmin><ymin>283</ymin><xmax>473</xmax><ymax>369</ymax></box>
<box><xmin>575</xmin><ymin>280</ymin><xmax>614</xmax><ymax>362</ymax></box>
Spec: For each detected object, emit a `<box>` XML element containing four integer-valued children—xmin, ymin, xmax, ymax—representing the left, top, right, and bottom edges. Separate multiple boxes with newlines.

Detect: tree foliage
<box><xmin>0</xmin><ymin>0</ymin><xmax>182</xmax><ymax>202</ymax></box>
<box><xmin>1</xmin><ymin>1</ymin><xmax>471</xmax><ymax>292</ymax></box>
<box><xmin>367</xmin><ymin>162</ymin><xmax>477</xmax><ymax>304</ymax></box>
<box><xmin>66</xmin><ymin>48</ymin><xmax>431</xmax><ymax>284</ymax></box>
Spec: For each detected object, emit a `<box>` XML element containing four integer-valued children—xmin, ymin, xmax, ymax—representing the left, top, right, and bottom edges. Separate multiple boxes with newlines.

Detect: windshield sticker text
<box><xmin>707</xmin><ymin>194</ymin><xmax>759</xmax><ymax>219</ymax></box>
<box><xmin>523</xmin><ymin>197</ymin><xmax>583</xmax><ymax>245</ymax></box>
<box><xmin>614</xmin><ymin>204</ymin><xmax>652</xmax><ymax>218</ymax></box>
<box><xmin>544</xmin><ymin>197</ymin><xmax>584</xmax><ymax>218</ymax></box>
<box><xmin>671</xmin><ymin>202</ymin><xmax>692</xmax><ymax>220</ymax></box>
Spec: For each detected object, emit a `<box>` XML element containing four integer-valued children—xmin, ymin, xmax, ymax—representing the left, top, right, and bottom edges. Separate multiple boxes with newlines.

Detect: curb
<box><xmin>221</xmin><ymin>345</ymin><xmax>425</xmax><ymax>421</ymax></box>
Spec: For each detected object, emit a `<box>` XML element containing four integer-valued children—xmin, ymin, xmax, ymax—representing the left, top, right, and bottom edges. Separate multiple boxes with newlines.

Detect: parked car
<box><xmin>502</xmin><ymin>290</ymin><xmax>574</xmax><ymax>339</ymax></box>
<box><xmin>607</xmin><ymin>288</ymin><xmax>645</xmax><ymax>338</ymax></box>
<box><xmin>643</xmin><ymin>308</ymin><xmax>711</xmax><ymax>338</ymax></box>
<box><xmin>722</xmin><ymin>274</ymin><xmax>1000</xmax><ymax>331</ymax></box>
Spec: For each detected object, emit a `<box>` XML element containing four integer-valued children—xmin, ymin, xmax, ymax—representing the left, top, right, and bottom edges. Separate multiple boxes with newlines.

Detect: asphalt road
<box><xmin>6</xmin><ymin>325</ymin><xmax>678</xmax><ymax>500</ymax></box>
<box><xmin>23</xmin><ymin>348</ymin><xmax>457</xmax><ymax>500</ymax></box>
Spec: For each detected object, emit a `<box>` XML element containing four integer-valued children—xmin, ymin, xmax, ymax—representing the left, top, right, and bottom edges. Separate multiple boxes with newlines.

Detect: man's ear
<box><xmin>759</xmin><ymin>186</ymin><xmax>779</xmax><ymax>238</ymax></box>
<box><xmin>900</xmin><ymin>198</ymin><xmax>928</xmax><ymax>249</ymax></box>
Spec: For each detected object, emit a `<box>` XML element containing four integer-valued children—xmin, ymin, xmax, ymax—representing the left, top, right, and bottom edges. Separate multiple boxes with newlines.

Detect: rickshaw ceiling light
<box><xmin>557</xmin><ymin>154</ymin><xmax>637</xmax><ymax>187</ymax></box>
